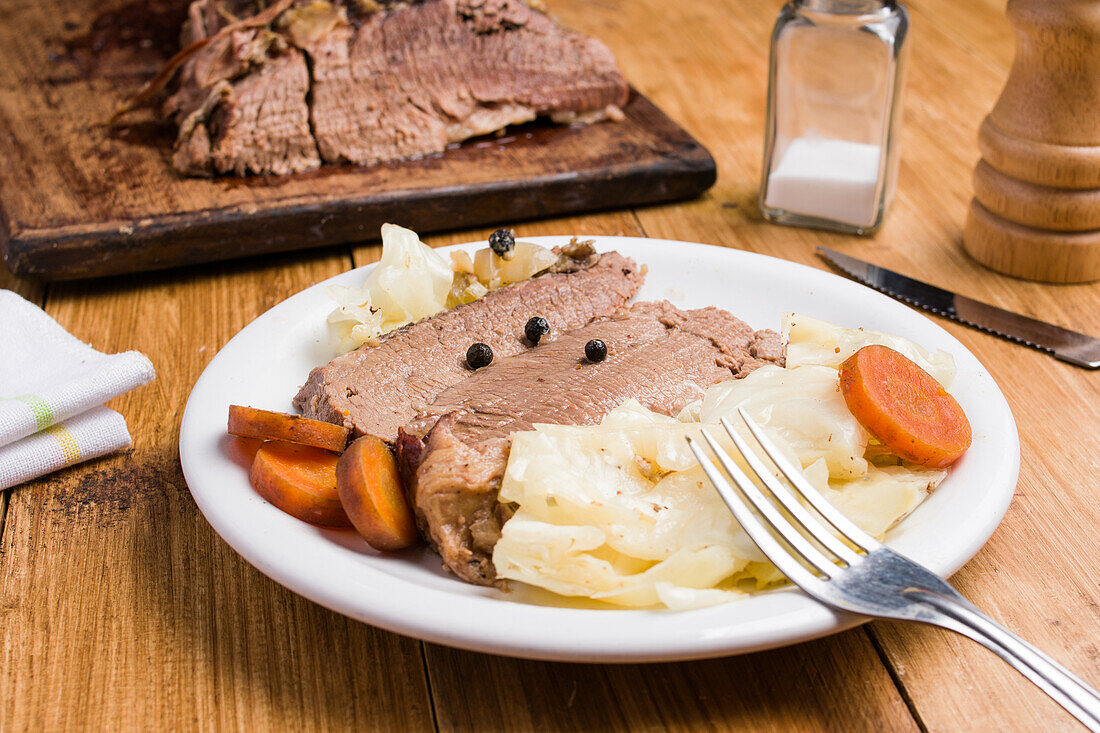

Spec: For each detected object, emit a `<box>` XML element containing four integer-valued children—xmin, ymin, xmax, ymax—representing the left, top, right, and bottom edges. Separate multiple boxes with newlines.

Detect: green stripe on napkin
<box><xmin>12</xmin><ymin>395</ymin><xmax>54</xmax><ymax>431</ymax></box>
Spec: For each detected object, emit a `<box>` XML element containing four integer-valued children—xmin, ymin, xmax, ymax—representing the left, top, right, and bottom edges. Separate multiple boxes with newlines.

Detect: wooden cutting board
<box><xmin>0</xmin><ymin>0</ymin><xmax>716</xmax><ymax>280</ymax></box>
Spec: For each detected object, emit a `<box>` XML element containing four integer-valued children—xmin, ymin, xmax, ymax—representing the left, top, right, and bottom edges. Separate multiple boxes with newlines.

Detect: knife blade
<box><xmin>816</xmin><ymin>247</ymin><xmax>1100</xmax><ymax>369</ymax></box>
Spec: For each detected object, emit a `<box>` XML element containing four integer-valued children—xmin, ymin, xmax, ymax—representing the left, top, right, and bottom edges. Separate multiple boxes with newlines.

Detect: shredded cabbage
<box><xmin>326</xmin><ymin>224</ymin><xmax>558</xmax><ymax>354</ymax></box>
<box><xmin>783</xmin><ymin>313</ymin><xmax>956</xmax><ymax>387</ymax></box>
<box><xmin>492</xmin><ymin>316</ymin><xmax>954</xmax><ymax>609</ymax></box>
<box><xmin>695</xmin><ymin>364</ymin><xmax>870</xmax><ymax>480</ymax></box>
<box><xmin>326</xmin><ymin>284</ymin><xmax>386</xmax><ymax>354</ymax></box>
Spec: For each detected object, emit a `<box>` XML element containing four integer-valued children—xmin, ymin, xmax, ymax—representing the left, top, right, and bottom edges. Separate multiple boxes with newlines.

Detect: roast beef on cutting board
<box><xmin>167</xmin><ymin>0</ymin><xmax>630</xmax><ymax>176</ymax></box>
<box><xmin>293</xmin><ymin>245</ymin><xmax>644</xmax><ymax>443</ymax></box>
<box><xmin>397</xmin><ymin>300</ymin><xmax>785</xmax><ymax>586</ymax></box>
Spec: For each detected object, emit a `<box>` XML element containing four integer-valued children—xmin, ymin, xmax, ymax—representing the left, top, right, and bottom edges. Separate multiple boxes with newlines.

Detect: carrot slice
<box><xmin>336</xmin><ymin>435</ymin><xmax>419</xmax><ymax>551</ymax></box>
<box><xmin>226</xmin><ymin>435</ymin><xmax>264</xmax><ymax>472</ymax></box>
<box><xmin>839</xmin><ymin>345</ymin><xmax>972</xmax><ymax>468</ymax></box>
<box><xmin>229</xmin><ymin>405</ymin><xmax>350</xmax><ymax>452</ymax></box>
<box><xmin>250</xmin><ymin>441</ymin><xmax>352</xmax><ymax>528</ymax></box>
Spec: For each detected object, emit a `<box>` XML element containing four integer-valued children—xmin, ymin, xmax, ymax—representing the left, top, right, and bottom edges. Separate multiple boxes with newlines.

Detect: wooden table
<box><xmin>2</xmin><ymin>0</ymin><xmax>1098</xmax><ymax>730</ymax></box>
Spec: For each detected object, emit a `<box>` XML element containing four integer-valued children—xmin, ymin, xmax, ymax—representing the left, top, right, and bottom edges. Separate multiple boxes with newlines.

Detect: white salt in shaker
<box><xmin>759</xmin><ymin>0</ymin><xmax>909</xmax><ymax>235</ymax></box>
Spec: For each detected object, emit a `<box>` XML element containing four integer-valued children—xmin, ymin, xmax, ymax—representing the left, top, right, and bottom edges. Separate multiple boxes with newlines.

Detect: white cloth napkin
<box><xmin>0</xmin><ymin>290</ymin><xmax>155</xmax><ymax>489</ymax></box>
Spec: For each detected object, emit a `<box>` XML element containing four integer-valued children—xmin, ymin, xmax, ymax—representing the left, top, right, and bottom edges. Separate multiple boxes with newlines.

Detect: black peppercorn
<box><xmin>525</xmin><ymin>316</ymin><xmax>550</xmax><ymax>344</ymax></box>
<box><xmin>466</xmin><ymin>342</ymin><xmax>493</xmax><ymax>369</ymax></box>
<box><xmin>488</xmin><ymin>228</ymin><xmax>515</xmax><ymax>258</ymax></box>
<box><xmin>584</xmin><ymin>339</ymin><xmax>607</xmax><ymax>363</ymax></box>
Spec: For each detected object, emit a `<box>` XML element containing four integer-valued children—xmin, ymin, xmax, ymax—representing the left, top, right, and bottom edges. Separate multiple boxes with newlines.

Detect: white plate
<box><xmin>179</xmin><ymin>237</ymin><xmax>1019</xmax><ymax>662</ymax></box>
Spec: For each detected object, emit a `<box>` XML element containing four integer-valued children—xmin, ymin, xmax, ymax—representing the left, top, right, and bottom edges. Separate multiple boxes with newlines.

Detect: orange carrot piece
<box><xmin>229</xmin><ymin>405</ymin><xmax>350</xmax><ymax>452</ymax></box>
<box><xmin>250</xmin><ymin>441</ymin><xmax>352</xmax><ymax>528</ymax></box>
<box><xmin>839</xmin><ymin>345</ymin><xmax>972</xmax><ymax>468</ymax></box>
<box><xmin>336</xmin><ymin>435</ymin><xmax>419</xmax><ymax>551</ymax></box>
<box><xmin>226</xmin><ymin>435</ymin><xmax>264</xmax><ymax>472</ymax></box>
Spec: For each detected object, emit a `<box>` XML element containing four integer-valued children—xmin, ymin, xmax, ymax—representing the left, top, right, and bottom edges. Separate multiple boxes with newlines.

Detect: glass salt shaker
<box><xmin>759</xmin><ymin>0</ymin><xmax>909</xmax><ymax>235</ymax></box>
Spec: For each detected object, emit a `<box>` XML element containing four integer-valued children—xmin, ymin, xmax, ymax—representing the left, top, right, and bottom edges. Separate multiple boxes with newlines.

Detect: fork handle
<box><xmin>911</xmin><ymin>590</ymin><xmax>1100</xmax><ymax>732</ymax></box>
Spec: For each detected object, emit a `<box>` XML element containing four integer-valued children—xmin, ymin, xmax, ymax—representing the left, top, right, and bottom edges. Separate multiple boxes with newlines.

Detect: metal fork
<box><xmin>686</xmin><ymin>409</ymin><xmax>1100</xmax><ymax>732</ymax></box>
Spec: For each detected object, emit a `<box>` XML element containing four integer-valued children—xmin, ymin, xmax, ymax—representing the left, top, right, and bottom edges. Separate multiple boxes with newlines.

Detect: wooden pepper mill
<box><xmin>963</xmin><ymin>0</ymin><xmax>1100</xmax><ymax>283</ymax></box>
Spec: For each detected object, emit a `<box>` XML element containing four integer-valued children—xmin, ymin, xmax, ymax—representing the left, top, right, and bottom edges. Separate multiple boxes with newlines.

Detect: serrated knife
<box><xmin>817</xmin><ymin>247</ymin><xmax>1100</xmax><ymax>369</ymax></box>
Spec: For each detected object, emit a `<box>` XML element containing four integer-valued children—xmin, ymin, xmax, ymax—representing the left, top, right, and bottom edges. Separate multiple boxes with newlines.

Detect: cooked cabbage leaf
<box><xmin>784</xmin><ymin>313</ymin><xmax>957</xmax><ymax>387</ymax></box>
<box><xmin>493</xmin><ymin>316</ymin><xmax>955</xmax><ymax>609</ymax></box>
<box><xmin>327</xmin><ymin>223</ymin><xmax>453</xmax><ymax>353</ymax></box>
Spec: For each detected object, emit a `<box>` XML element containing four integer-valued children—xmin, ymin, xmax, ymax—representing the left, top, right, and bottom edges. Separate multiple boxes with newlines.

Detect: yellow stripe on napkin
<box><xmin>44</xmin><ymin>424</ymin><xmax>82</xmax><ymax>463</ymax></box>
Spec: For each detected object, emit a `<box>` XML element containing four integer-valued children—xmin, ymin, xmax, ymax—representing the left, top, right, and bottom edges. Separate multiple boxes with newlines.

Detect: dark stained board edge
<box><xmin>1</xmin><ymin>93</ymin><xmax>715</xmax><ymax>281</ymax></box>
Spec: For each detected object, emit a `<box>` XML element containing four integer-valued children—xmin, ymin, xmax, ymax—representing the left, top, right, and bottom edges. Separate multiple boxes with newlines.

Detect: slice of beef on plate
<box><xmin>293</xmin><ymin>246</ymin><xmax>644</xmax><ymax>444</ymax></box>
<box><xmin>397</xmin><ymin>300</ymin><xmax>785</xmax><ymax>586</ymax></box>
<box><xmin>166</xmin><ymin>0</ymin><xmax>630</xmax><ymax>176</ymax></box>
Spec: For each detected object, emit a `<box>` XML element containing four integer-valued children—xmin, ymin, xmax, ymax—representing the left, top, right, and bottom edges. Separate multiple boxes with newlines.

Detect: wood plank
<box><xmin>0</xmin><ymin>248</ymin><xmax>435</xmax><ymax>731</ymax></box>
<box><xmin>425</xmin><ymin>634</ymin><xmax>919</xmax><ymax>733</ymax></box>
<box><xmin>0</xmin><ymin>0</ymin><xmax>714</xmax><ymax>280</ymax></box>
<box><xmin>907</xmin><ymin>0</ymin><xmax>1014</xmax><ymax>72</ymax></box>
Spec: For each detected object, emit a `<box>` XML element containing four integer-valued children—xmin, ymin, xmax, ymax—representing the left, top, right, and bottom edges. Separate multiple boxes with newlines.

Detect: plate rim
<box><xmin>179</xmin><ymin>235</ymin><xmax>1019</xmax><ymax>662</ymax></box>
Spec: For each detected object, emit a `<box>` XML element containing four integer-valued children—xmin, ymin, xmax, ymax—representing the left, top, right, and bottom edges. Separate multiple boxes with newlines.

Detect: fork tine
<box><xmin>736</xmin><ymin>408</ymin><xmax>882</xmax><ymax>553</ymax></box>
<box><xmin>696</xmin><ymin>429</ymin><xmax>840</xmax><ymax>578</ymax></box>
<box><xmin>716</xmin><ymin>416</ymin><xmax>864</xmax><ymax>566</ymax></box>
<box><xmin>686</xmin><ymin>436</ymin><xmax>825</xmax><ymax>590</ymax></box>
